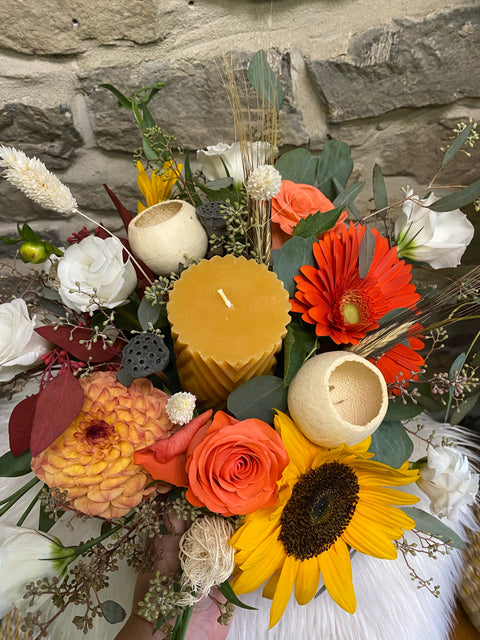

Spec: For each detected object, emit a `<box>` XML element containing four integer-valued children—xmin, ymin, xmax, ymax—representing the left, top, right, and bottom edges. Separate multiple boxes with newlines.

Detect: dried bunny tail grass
<box><xmin>0</xmin><ymin>145</ymin><xmax>77</xmax><ymax>214</ymax></box>
<box><xmin>179</xmin><ymin>516</ymin><xmax>235</xmax><ymax>599</ymax></box>
<box><xmin>0</xmin><ymin>145</ymin><xmax>154</xmax><ymax>285</ymax></box>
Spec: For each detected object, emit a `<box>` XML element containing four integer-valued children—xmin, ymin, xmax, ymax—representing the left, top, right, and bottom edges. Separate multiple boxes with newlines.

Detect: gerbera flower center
<box><xmin>279</xmin><ymin>461</ymin><xmax>359</xmax><ymax>560</ymax></box>
<box><xmin>85</xmin><ymin>420</ymin><xmax>113</xmax><ymax>443</ymax></box>
<box><xmin>339</xmin><ymin>291</ymin><xmax>370</xmax><ymax>326</ymax></box>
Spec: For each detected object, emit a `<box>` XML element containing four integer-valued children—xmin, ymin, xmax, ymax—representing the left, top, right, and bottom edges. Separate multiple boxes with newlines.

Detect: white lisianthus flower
<box><xmin>417</xmin><ymin>445</ymin><xmax>479</xmax><ymax>518</ymax></box>
<box><xmin>197</xmin><ymin>141</ymin><xmax>272</xmax><ymax>187</ymax></box>
<box><xmin>57</xmin><ymin>235</ymin><xmax>137</xmax><ymax>313</ymax></box>
<box><xmin>0</xmin><ymin>298</ymin><xmax>50</xmax><ymax>382</ymax></box>
<box><xmin>0</xmin><ymin>524</ymin><xmax>75</xmax><ymax>617</ymax></box>
<box><xmin>247</xmin><ymin>164</ymin><xmax>282</xmax><ymax>201</ymax></box>
<box><xmin>395</xmin><ymin>189</ymin><xmax>474</xmax><ymax>268</ymax></box>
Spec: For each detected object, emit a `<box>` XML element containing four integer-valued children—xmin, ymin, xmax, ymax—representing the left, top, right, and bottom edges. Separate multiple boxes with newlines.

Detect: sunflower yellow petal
<box><xmin>232</xmin><ymin>538</ymin><xmax>285</xmax><ymax>595</ymax></box>
<box><xmin>274</xmin><ymin>411</ymin><xmax>317</xmax><ymax>471</ymax></box>
<box><xmin>262</xmin><ymin>569</ymin><xmax>281</xmax><ymax>600</ymax></box>
<box><xmin>318</xmin><ymin>539</ymin><xmax>356</xmax><ymax>614</ymax></box>
<box><xmin>343</xmin><ymin>514</ymin><xmax>399</xmax><ymax>559</ymax></box>
<box><xmin>294</xmin><ymin>556</ymin><xmax>320</xmax><ymax>605</ymax></box>
<box><xmin>269</xmin><ymin>555</ymin><xmax>299</xmax><ymax>628</ymax></box>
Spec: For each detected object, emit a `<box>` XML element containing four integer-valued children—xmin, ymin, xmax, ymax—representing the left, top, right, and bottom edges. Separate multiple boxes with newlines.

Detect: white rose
<box><xmin>197</xmin><ymin>141</ymin><xmax>272</xmax><ymax>187</ymax></box>
<box><xmin>57</xmin><ymin>235</ymin><xmax>137</xmax><ymax>313</ymax></box>
<box><xmin>417</xmin><ymin>445</ymin><xmax>479</xmax><ymax>518</ymax></box>
<box><xmin>0</xmin><ymin>524</ymin><xmax>75</xmax><ymax>617</ymax></box>
<box><xmin>0</xmin><ymin>298</ymin><xmax>50</xmax><ymax>382</ymax></box>
<box><xmin>395</xmin><ymin>189</ymin><xmax>474</xmax><ymax>269</ymax></box>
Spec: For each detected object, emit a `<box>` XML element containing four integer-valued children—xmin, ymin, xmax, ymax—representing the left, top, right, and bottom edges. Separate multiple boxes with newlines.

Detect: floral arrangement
<box><xmin>0</xmin><ymin>50</ymin><xmax>479</xmax><ymax>640</ymax></box>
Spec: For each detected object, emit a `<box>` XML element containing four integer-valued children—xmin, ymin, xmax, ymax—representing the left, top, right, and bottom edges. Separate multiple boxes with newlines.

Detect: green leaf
<box><xmin>402</xmin><ymin>507</ymin><xmax>464</xmax><ymax>549</ymax></box>
<box><xmin>315</xmin><ymin>140</ymin><xmax>354</xmax><ymax>200</ymax></box>
<box><xmin>182</xmin><ymin>151</ymin><xmax>202</xmax><ymax>207</ymax></box>
<box><xmin>203</xmin><ymin>177</ymin><xmax>233</xmax><ymax>191</ymax></box>
<box><xmin>101</xmin><ymin>600</ymin><xmax>127</xmax><ymax>624</ymax></box>
<box><xmin>283</xmin><ymin>318</ymin><xmax>316</xmax><ymax>386</ymax></box>
<box><xmin>137</xmin><ymin>296</ymin><xmax>161</xmax><ymax>331</ymax></box>
<box><xmin>357</xmin><ymin>226</ymin><xmax>376</xmax><ymax>279</ymax></box>
<box><xmin>247</xmin><ymin>50</ymin><xmax>284</xmax><ymax>110</ymax></box>
<box><xmin>273</xmin><ymin>235</ymin><xmax>316</xmax><ymax>297</ymax></box>
<box><xmin>332</xmin><ymin>181</ymin><xmax>365</xmax><ymax>210</ymax></box>
<box><xmin>450</xmin><ymin>392</ymin><xmax>480</xmax><ymax>425</ymax></box>
<box><xmin>0</xmin><ymin>450</ymin><xmax>32</xmax><ymax>477</ymax></box>
<box><xmin>372</xmin><ymin>164</ymin><xmax>388</xmax><ymax>214</ymax></box>
<box><xmin>429</xmin><ymin>179</ymin><xmax>480</xmax><ymax>212</ymax></box>
<box><xmin>99</xmin><ymin>84</ymin><xmax>133</xmax><ymax>110</ymax></box>
<box><xmin>292</xmin><ymin>207</ymin><xmax>343</xmax><ymax>239</ymax></box>
<box><xmin>227</xmin><ymin>375</ymin><xmax>287</xmax><ymax>424</ymax></box>
<box><xmin>217</xmin><ymin>580</ymin><xmax>257</xmax><ymax>610</ymax></box>
<box><xmin>276</xmin><ymin>148</ymin><xmax>317</xmax><ymax>185</ymax></box>
<box><xmin>445</xmin><ymin>353</ymin><xmax>467</xmax><ymax>420</ymax></box>
<box><xmin>195</xmin><ymin>181</ymin><xmax>237</xmax><ymax>203</ymax></box>
<box><xmin>19</xmin><ymin>223</ymin><xmax>40</xmax><ymax>242</ymax></box>
<box><xmin>0</xmin><ymin>236</ymin><xmax>22</xmax><ymax>245</ymax></box>
<box><xmin>441</xmin><ymin>122</ymin><xmax>473</xmax><ymax>168</ymax></box>
<box><xmin>38</xmin><ymin>498</ymin><xmax>59</xmax><ymax>532</ymax></box>
<box><xmin>384</xmin><ymin>399</ymin><xmax>424</xmax><ymax>421</ymax></box>
<box><xmin>369</xmin><ymin>420</ymin><xmax>414</xmax><ymax>468</ymax></box>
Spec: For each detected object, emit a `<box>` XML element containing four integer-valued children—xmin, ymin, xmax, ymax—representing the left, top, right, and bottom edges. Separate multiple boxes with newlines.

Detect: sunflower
<box><xmin>230</xmin><ymin>412</ymin><xmax>419</xmax><ymax>628</ymax></box>
<box><xmin>290</xmin><ymin>223</ymin><xmax>420</xmax><ymax>345</ymax></box>
<box><xmin>136</xmin><ymin>160</ymin><xmax>183</xmax><ymax>213</ymax></box>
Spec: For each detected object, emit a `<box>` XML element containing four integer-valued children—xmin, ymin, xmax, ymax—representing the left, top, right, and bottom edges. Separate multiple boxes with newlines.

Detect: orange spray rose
<box><xmin>271</xmin><ymin>179</ymin><xmax>347</xmax><ymax>248</ymax></box>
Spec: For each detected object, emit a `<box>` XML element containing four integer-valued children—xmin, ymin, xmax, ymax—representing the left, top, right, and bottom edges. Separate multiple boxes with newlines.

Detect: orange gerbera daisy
<box><xmin>372</xmin><ymin>325</ymin><xmax>425</xmax><ymax>391</ymax></box>
<box><xmin>290</xmin><ymin>223</ymin><xmax>420</xmax><ymax>345</ymax></box>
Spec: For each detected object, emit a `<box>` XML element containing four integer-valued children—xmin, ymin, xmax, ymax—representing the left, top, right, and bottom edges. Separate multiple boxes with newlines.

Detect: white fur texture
<box><xmin>0</xmin><ymin>387</ymin><xmax>476</xmax><ymax>640</ymax></box>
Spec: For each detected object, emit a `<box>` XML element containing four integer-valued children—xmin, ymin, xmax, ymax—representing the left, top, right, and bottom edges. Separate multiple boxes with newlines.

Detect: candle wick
<box><xmin>217</xmin><ymin>288</ymin><xmax>234</xmax><ymax>309</ymax></box>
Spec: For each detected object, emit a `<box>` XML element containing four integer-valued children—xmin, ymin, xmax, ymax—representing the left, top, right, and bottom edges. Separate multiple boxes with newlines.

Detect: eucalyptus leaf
<box><xmin>358</xmin><ymin>227</ymin><xmax>376</xmax><ymax>279</ymax></box>
<box><xmin>227</xmin><ymin>375</ymin><xmax>287</xmax><ymax>424</ymax></box>
<box><xmin>315</xmin><ymin>140</ymin><xmax>354</xmax><ymax>200</ymax></box>
<box><xmin>218</xmin><ymin>580</ymin><xmax>257</xmax><ymax>610</ymax></box>
<box><xmin>273</xmin><ymin>235</ymin><xmax>316</xmax><ymax>297</ymax></box>
<box><xmin>40</xmin><ymin>286</ymin><xmax>61</xmax><ymax>301</ymax></box>
<box><xmin>429</xmin><ymin>179</ymin><xmax>480</xmax><ymax>212</ymax></box>
<box><xmin>283</xmin><ymin>318</ymin><xmax>316</xmax><ymax>386</ymax></box>
<box><xmin>384</xmin><ymin>399</ymin><xmax>424</xmax><ymax>421</ymax></box>
<box><xmin>276</xmin><ymin>148</ymin><xmax>317</xmax><ymax>185</ymax></box>
<box><xmin>0</xmin><ymin>450</ymin><xmax>32</xmax><ymax>477</ymax></box>
<box><xmin>203</xmin><ymin>177</ymin><xmax>234</xmax><ymax>190</ymax></box>
<box><xmin>38</xmin><ymin>297</ymin><xmax>66</xmax><ymax>316</ymax></box>
<box><xmin>450</xmin><ymin>392</ymin><xmax>480</xmax><ymax>425</ymax></box>
<box><xmin>333</xmin><ymin>181</ymin><xmax>365</xmax><ymax>211</ymax></box>
<box><xmin>292</xmin><ymin>208</ymin><xmax>343</xmax><ymax>239</ymax></box>
<box><xmin>101</xmin><ymin>600</ymin><xmax>127</xmax><ymax>624</ymax></box>
<box><xmin>441</xmin><ymin>122</ymin><xmax>473</xmax><ymax>168</ymax></box>
<box><xmin>247</xmin><ymin>49</ymin><xmax>284</xmax><ymax>110</ymax></box>
<box><xmin>137</xmin><ymin>296</ymin><xmax>161</xmax><ymax>331</ymax></box>
<box><xmin>402</xmin><ymin>507</ymin><xmax>464</xmax><ymax>549</ymax></box>
<box><xmin>369</xmin><ymin>421</ymin><xmax>414</xmax><ymax>468</ymax></box>
<box><xmin>372</xmin><ymin>164</ymin><xmax>388</xmax><ymax>215</ymax></box>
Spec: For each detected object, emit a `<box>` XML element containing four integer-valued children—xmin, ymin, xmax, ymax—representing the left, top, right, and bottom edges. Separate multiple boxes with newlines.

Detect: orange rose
<box><xmin>186</xmin><ymin>411</ymin><xmax>288</xmax><ymax>516</ymax></box>
<box><xmin>271</xmin><ymin>179</ymin><xmax>347</xmax><ymax>248</ymax></box>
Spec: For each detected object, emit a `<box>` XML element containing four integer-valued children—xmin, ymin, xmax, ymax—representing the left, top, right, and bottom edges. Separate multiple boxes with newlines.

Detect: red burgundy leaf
<box><xmin>30</xmin><ymin>370</ymin><xmax>85</xmax><ymax>457</ymax></box>
<box><xmin>35</xmin><ymin>325</ymin><xmax>121</xmax><ymax>363</ymax></box>
<box><xmin>103</xmin><ymin>183</ymin><xmax>134</xmax><ymax>231</ymax></box>
<box><xmin>9</xmin><ymin>393</ymin><xmax>39</xmax><ymax>456</ymax></box>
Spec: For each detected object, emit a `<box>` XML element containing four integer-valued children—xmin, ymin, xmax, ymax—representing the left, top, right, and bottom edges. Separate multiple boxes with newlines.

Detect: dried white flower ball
<box><xmin>166</xmin><ymin>392</ymin><xmax>197</xmax><ymax>425</ymax></box>
<box><xmin>247</xmin><ymin>164</ymin><xmax>282</xmax><ymax>201</ymax></box>
<box><xmin>179</xmin><ymin>516</ymin><xmax>235</xmax><ymax>599</ymax></box>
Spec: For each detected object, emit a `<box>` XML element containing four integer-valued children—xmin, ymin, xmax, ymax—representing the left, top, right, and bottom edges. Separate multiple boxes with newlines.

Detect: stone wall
<box><xmin>0</xmin><ymin>0</ymin><xmax>479</xmax><ymax>254</ymax></box>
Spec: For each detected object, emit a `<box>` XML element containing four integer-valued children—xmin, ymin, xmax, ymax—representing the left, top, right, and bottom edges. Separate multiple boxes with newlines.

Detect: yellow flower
<box><xmin>31</xmin><ymin>371</ymin><xmax>173</xmax><ymax>519</ymax></box>
<box><xmin>230</xmin><ymin>411</ymin><xmax>420</xmax><ymax>628</ymax></box>
<box><xmin>136</xmin><ymin>160</ymin><xmax>183</xmax><ymax>213</ymax></box>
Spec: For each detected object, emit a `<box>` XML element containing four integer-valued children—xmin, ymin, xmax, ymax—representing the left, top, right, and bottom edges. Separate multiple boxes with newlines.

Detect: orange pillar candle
<box><xmin>167</xmin><ymin>254</ymin><xmax>291</xmax><ymax>409</ymax></box>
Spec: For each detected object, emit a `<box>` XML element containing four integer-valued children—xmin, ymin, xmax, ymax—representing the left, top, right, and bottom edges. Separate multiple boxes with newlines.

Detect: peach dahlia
<box><xmin>31</xmin><ymin>371</ymin><xmax>173</xmax><ymax>519</ymax></box>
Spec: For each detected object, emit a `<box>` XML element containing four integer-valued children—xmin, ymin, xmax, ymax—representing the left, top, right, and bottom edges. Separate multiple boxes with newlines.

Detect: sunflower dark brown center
<box><xmin>279</xmin><ymin>461</ymin><xmax>360</xmax><ymax>560</ymax></box>
<box><xmin>85</xmin><ymin>420</ymin><xmax>113</xmax><ymax>443</ymax></box>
